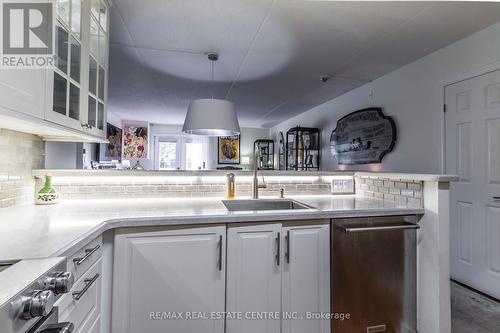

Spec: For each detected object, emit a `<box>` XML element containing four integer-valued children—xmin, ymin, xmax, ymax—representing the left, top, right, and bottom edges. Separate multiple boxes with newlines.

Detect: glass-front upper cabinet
<box><xmin>87</xmin><ymin>0</ymin><xmax>108</xmax><ymax>136</ymax></box>
<box><xmin>46</xmin><ymin>0</ymin><xmax>109</xmax><ymax>138</ymax></box>
<box><xmin>48</xmin><ymin>0</ymin><xmax>83</xmax><ymax>130</ymax></box>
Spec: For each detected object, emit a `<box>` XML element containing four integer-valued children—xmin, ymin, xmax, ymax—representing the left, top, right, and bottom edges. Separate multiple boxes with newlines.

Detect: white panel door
<box><xmin>446</xmin><ymin>69</ymin><xmax>500</xmax><ymax>298</ymax></box>
<box><xmin>0</xmin><ymin>69</ymin><xmax>45</xmax><ymax>118</ymax></box>
<box><xmin>112</xmin><ymin>226</ymin><xmax>226</xmax><ymax>333</ymax></box>
<box><xmin>226</xmin><ymin>223</ymin><xmax>282</xmax><ymax>333</ymax></box>
<box><xmin>282</xmin><ymin>223</ymin><xmax>330</xmax><ymax>333</ymax></box>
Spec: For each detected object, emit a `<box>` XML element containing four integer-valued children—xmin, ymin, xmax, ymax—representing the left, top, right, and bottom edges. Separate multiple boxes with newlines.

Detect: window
<box><xmin>158</xmin><ymin>141</ymin><xmax>178</xmax><ymax>170</ymax></box>
<box><xmin>185</xmin><ymin>142</ymin><xmax>203</xmax><ymax>170</ymax></box>
<box><xmin>154</xmin><ymin>135</ymin><xmax>208</xmax><ymax>170</ymax></box>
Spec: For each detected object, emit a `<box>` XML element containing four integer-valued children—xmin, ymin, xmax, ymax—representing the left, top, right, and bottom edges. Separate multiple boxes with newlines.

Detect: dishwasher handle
<box><xmin>338</xmin><ymin>223</ymin><xmax>420</xmax><ymax>234</ymax></box>
<box><xmin>38</xmin><ymin>322</ymin><xmax>74</xmax><ymax>333</ymax></box>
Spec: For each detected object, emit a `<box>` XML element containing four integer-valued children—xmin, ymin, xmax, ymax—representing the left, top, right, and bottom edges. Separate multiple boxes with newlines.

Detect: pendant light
<box><xmin>182</xmin><ymin>53</ymin><xmax>240</xmax><ymax>136</ymax></box>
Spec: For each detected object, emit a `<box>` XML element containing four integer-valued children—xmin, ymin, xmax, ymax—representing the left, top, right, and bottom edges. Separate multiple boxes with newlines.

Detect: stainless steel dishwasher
<box><xmin>332</xmin><ymin>215</ymin><xmax>419</xmax><ymax>333</ymax></box>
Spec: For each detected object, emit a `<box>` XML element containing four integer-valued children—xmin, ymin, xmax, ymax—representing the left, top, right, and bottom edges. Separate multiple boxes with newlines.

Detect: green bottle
<box><xmin>36</xmin><ymin>174</ymin><xmax>60</xmax><ymax>205</ymax></box>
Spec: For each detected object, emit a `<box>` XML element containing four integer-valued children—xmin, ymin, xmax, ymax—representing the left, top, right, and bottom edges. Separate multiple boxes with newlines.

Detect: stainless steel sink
<box><xmin>222</xmin><ymin>199</ymin><xmax>314</xmax><ymax>211</ymax></box>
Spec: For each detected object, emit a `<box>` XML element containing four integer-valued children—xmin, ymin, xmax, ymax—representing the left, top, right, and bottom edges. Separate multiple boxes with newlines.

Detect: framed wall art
<box><xmin>330</xmin><ymin>108</ymin><xmax>396</xmax><ymax>165</ymax></box>
<box><xmin>123</xmin><ymin>121</ymin><xmax>149</xmax><ymax>159</ymax></box>
<box><xmin>218</xmin><ymin>135</ymin><xmax>240</xmax><ymax>164</ymax></box>
<box><xmin>99</xmin><ymin>123</ymin><xmax>122</xmax><ymax>161</ymax></box>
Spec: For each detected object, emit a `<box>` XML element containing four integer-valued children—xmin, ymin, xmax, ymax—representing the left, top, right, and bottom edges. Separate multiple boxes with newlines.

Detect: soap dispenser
<box><xmin>226</xmin><ymin>173</ymin><xmax>235</xmax><ymax>199</ymax></box>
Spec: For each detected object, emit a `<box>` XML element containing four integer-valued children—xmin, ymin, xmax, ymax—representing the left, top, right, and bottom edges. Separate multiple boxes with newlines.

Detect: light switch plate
<box><xmin>331</xmin><ymin>178</ymin><xmax>354</xmax><ymax>194</ymax></box>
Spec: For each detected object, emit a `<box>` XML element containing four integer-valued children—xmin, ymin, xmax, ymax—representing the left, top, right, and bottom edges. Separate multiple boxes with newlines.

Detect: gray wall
<box><xmin>271</xmin><ymin>22</ymin><xmax>500</xmax><ymax>174</ymax></box>
<box><xmin>44</xmin><ymin>142</ymin><xmax>98</xmax><ymax>169</ymax></box>
<box><xmin>208</xmin><ymin>127</ymin><xmax>270</xmax><ymax>170</ymax></box>
<box><xmin>44</xmin><ymin>142</ymin><xmax>79</xmax><ymax>169</ymax></box>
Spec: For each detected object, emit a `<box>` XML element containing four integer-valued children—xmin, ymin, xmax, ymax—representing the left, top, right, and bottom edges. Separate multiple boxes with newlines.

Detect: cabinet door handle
<box><xmin>72</xmin><ymin>273</ymin><xmax>99</xmax><ymax>301</ymax></box>
<box><xmin>276</xmin><ymin>232</ymin><xmax>280</xmax><ymax>266</ymax></box>
<box><xmin>285</xmin><ymin>230</ymin><xmax>290</xmax><ymax>264</ymax></box>
<box><xmin>218</xmin><ymin>235</ymin><xmax>223</xmax><ymax>271</ymax></box>
<box><xmin>493</xmin><ymin>196</ymin><xmax>500</xmax><ymax>201</ymax></box>
<box><xmin>73</xmin><ymin>244</ymin><xmax>100</xmax><ymax>266</ymax></box>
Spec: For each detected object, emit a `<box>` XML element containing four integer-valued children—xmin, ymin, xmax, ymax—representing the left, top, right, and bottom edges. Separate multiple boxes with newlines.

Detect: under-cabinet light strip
<box><xmin>48</xmin><ymin>175</ymin><xmax>353</xmax><ymax>185</ymax></box>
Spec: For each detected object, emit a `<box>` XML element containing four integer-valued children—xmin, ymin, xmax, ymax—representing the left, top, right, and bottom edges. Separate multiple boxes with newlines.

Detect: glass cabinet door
<box><xmin>47</xmin><ymin>0</ymin><xmax>108</xmax><ymax>137</ymax></box>
<box><xmin>87</xmin><ymin>0</ymin><xmax>108</xmax><ymax>136</ymax></box>
<box><xmin>48</xmin><ymin>0</ymin><xmax>83</xmax><ymax>130</ymax></box>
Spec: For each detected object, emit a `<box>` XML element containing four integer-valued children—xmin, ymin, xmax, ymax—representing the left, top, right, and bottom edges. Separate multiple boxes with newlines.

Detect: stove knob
<box><xmin>44</xmin><ymin>272</ymin><xmax>74</xmax><ymax>295</ymax></box>
<box><xmin>22</xmin><ymin>290</ymin><xmax>55</xmax><ymax>320</ymax></box>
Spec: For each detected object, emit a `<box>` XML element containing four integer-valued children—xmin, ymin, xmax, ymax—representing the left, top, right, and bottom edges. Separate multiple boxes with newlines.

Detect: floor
<box><xmin>451</xmin><ymin>280</ymin><xmax>500</xmax><ymax>333</ymax></box>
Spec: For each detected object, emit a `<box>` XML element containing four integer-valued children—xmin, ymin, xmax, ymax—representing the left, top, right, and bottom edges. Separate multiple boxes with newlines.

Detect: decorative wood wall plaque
<box><xmin>330</xmin><ymin>108</ymin><xmax>396</xmax><ymax>165</ymax></box>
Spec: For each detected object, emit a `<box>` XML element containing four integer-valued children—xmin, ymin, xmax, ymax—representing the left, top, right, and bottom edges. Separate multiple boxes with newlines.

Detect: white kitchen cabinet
<box><xmin>46</xmin><ymin>0</ymin><xmax>109</xmax><ymax>138</ymax></box>
<box><xmin>77</xmin><ymin>316</ymin><xmax>100</xmax><ymax>333</ymax></box>
<box><xmin>112</xmin><ymin>225</ymin><xmax>226</xmax><ymax>333</ymax></box>
<box><xmin>226</xmin><ymin>223</ymin><xmax>282</xmax><ymax>333</ymax></box>
<box><xmin>0</xmin><ymin>69</ymin><xmax>46</xmax><ymax>118</ymax></box>
<box><xmin>83</xmin><ymin>0</ymin><xmax>109</xmax><ymax>138</ymax></box>
<box><xmin>55</xmin><ymin>235</ymin><xmax>103</xmax><ymax>333</ymax></box>
<box><xmin>0</xmin><ymin>0</ymin><xmax>109</xmax><ymax>141</ymax></box>
<box><xmin>282</xmin><ymin>222</ymin><xmax>330</xmax><ymax>333</ymax></box>
<box><xmin>111</xmin><ymin>221</ymin><xmax>330</xmax><ymax>333</ymax></box>
<box><xmin>57</xmin><ymin>259</ymin><xmax>102</xmax><ymax>332</ymax></box>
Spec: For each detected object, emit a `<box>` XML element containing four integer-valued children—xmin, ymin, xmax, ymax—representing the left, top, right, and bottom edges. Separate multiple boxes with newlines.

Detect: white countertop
<box><xmin>33</xmin><ymin>169</ymin><xmax>459</xmax><ymax>182</ymax></box>
<box><xmin>354</xmin><ymin>172</ymin><xmax>459</xmax><ymax>182</ymax></box>
<box><xmin>0</xmin><ymin>195</ymin><xmax>423</xmax><ymax>261</ymax></box>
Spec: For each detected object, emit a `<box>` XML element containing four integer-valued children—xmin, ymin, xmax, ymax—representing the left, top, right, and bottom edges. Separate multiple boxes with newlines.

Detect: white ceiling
<box><xmin>108</xmin><ymin>1</ymin><xmax>500</xmax><ymax>128</ymax></box>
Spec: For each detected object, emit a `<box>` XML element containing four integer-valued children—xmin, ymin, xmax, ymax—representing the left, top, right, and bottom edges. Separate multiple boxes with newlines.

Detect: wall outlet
<box><xmin>331</xmin><ymin>178</ymin><xmax>354</xmax><ymax>194</ymax></box>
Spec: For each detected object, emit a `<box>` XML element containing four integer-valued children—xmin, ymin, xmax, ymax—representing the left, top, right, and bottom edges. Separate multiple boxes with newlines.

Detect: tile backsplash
<box><xmin>0</xmin><ymin>129</ymin><xmax>44</xmax><ymax>208</ymax></box>
<box><xmin>355</xmin><ymin>175</ymin><xmax>423</xmax><ymax>208</ymax></box>
<box><xmin>31</xmin><ymin>172</ymin><xmax>425</xmax><ymax>209</ymax></box>
<box><xmin>49</xmin><ymin>176</ymin><xmax>334</xmax><ymax>200</ymax></box>
<box><xmin>0</xmin><ymin>127</ymin><xmax>430</xmax><ymax>210</ymax></box>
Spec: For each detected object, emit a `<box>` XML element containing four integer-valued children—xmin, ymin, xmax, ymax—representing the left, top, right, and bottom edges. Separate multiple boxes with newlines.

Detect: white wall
<box><xmin>125</xmin><ymin>124</ymin><xmax>270</xmax><ymax>170</ymax></box>
<box><xmin>271</xmin><ymin>22</ymin><xmax>500</xmax><ymax>174</ymax></box>
<box><xmin>208</xmin><ymin>127</ymin><xmax>270</xmax><ymax>170</ymax></box>
<box><xmin>107</xmin><ymin>111</ymin><xmax>122</xmax><ymax>129</ymax></box>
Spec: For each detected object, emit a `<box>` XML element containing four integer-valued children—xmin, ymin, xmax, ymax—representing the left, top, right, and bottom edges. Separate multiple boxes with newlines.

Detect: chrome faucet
<box><xmin>252</xmin><ymin>143</ymin><xmax>267</xmax><ymax>199</ymax></box>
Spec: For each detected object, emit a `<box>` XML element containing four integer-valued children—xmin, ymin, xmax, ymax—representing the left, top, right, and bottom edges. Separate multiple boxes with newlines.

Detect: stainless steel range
<box><xmin>0</xmin><ymin>258</ymin><xmax>74</xmax><ymax>333</ymax></box>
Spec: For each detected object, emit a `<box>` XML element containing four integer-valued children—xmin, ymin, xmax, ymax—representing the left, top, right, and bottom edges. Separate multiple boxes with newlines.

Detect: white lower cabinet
<box><xmin>226</xmin><ymin>223</ymin><xmax>282</xmax><ymax>333</ymax></box>
<box><xmin>57</xmin><ymin>259</ymin><xmax>101</xmax><ymax>331</ymax></box>
<box><xmin>226</xmin><ymin>221</ymin><xmax>330</xmax><ymax>333</ymax></box>
<box><xmin>84</xmin><ymin>316</ymin><xmax>101</xmax><ymax>333</ymax></box>
<box><xmin>111</xmin><ymin>221</ymin><xmax>330</xmax><ymax>333</ymax></box>
<box><xmin>281</xmin><ymin>223</ymin><xmax>330</xmax><ymax>333</ymax></box>
<box><xmin>111</xmin><ymin>226</ymin><xmax>226</xmax><ymax>333</ymax></box>
<box><xmin>76</xmin><ymin>315</ymin><xmax>100</xmax><ymax>333</ymax></box>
